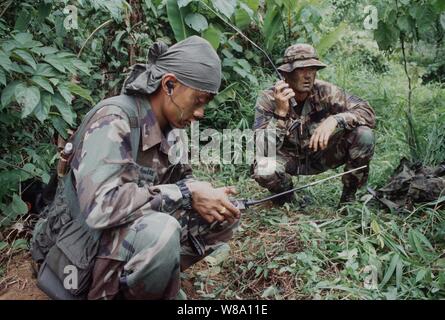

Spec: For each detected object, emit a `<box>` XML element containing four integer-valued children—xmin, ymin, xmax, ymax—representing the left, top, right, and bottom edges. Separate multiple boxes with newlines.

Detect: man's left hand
<box><xmin>309</xmin><ymin>116</ymin><xmax>337</xmax><ymax>152</ymax></box>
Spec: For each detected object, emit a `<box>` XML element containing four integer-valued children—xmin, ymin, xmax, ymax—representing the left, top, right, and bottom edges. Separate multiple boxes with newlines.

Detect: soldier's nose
<box><xmin>193</xmin><ymin>107</ymin><xmax>204</xmax><ymax>120</ymax></box>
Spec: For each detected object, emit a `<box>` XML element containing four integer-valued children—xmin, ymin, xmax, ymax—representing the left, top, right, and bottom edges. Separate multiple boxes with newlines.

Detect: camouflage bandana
<box><xmin>122</xmin><ymin>36</ymin><xmax>222</xmax><ymax>95</ymax></box>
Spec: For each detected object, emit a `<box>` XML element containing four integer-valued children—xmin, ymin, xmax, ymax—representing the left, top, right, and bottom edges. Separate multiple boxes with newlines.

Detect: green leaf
<box><xmin>44</xmin><ymin>55</ymin><xmax>65</xmax><ymax>73</ymax></box>
<box><xmin>11</xmin><ymin>194</ymin><xmax>28</xmax><ymax>217</ymax></box>
<box><xmin>261</xmin><ymin>285</ymin><xmax>278</xmax><ymax>298</ymax></box>
<box><xmin>316</xmin><ymin>22</ymin><xmax>347</xmax><ymax>56</ymax></box>
<box><xmin>57</xmin><ymin>84</ymin><xmax>73</xmax><ymax>104</ymax></box>
<box><xmin>31</xmin><ymin>46</ymin><xmax>59</xmax><ymax>56</ymax></box>
<box><xmin>237</xmin><ymin>59</ymin><xmax>252</xmax><ymax>72</ymax></box>
<box><xmin>244</xmin><ymin>0</ymin><xmax>260</xmax><ymax>11</ymax></box>
<box><xmin>53</xmin><ymin>93</ymin><xmax>75</xmax><ymax>126</ymax></box>
<box><xmin>228</xmin><ymin>39</ymin><xmax>243</xmax><ymax>52</ymax></box>
<box><xmin>0</xmin><ymin>68</ymin><xmax>5</xmax><ymax>86</ymax></box>
<box><xmin>34</xmin><ymin>93</ymin><xmax>51</xmax><ymax>123</ymax></box>
<box><xmin>178</xmin><ymin>0</ymin><xmax>194</xmax><ymax>7</ymax></box>
<box><xmin>213</xmin><ymin>0</ymin><xmax>236</xmax><ymax>18</ymax></box>
<box><xmin>185</xmin><ymin>13</ymin><xmax>208</xmax><ymax>32</ymax></box>
<box><xmin>380</xmin><ymin>253</ymin><xmax>399</xmax><ymax>287</ymax></box>
<box><xmin>395</xmin><ymin>260</ymin><xmax>403</xmax><ymax>288</ymax></box>
<box><xmin>263</xmin><ymin>5</ymin><xmax>281</xmax><ymax>51</ymax></box>
<box><xmin>13</xmin><ymin>49</ymin><xmax>37</xmax><ymax>70</ymax></box>
<box><xmin>0</xmin><ymin>241</ymin><xmax>7</xmax><ymax>251</ymax></box>
<box><xmin>40</xmin><ymin>172</ymin><xmax>50</xmax><ymax>184</ymax></box>
<box><xmin>13</xmin><ymin>33</ymin><xmax>33</xmax><ymax>47</ymax></box>
<box><xmin>202</xmin><ymin>25</ymin><xmax>222</xmax><ymax>50</ymax></box>
<box><xmin>50</xmin><ymin>115</ymin><xmax>69</xmax><ymax>139</ymax></box>
<box><xmin>416</xmin><ymin>269</ymin><xmax>428</xmax><ymax>283</ymax></box>
<box><xmin>72</xmin><ymin>59</ymin><xmax>90</xmax><ymax>75</ymax></box>
<box><xmin>67</xmin><ymin>83</ymin><xmax>93</xmax><ymax>103</ymax></box>
<box><xmin>11</xmin><ymin>239</ymin><xmax>28</xmax><ymax>250</ymax></box>
<box><xmin>31</xmin><ymin>76</ymin><xmax>54</xmax><ymax>94</ymax></box>
<box><xmin>34</xmin><ymin>63</ymin><xmax>57</xmax><ymax>77</ymax></box>
<box><xmin>235</xmin><ymin>5</ymin><xmax>253</xmax><ymax>30</ymax></box>
<box><xmin>374</xmin><ymin>21</ymin><xmax>399</xmax><ymax>51</ymax></box>
<box><xmin>15</xmin><ymin>10</ymin><xmax>31</xmax><ymax>31</ymax></box>
<box><xmin>15</xmin><ymin>84</ymin><xmax>41</xmax><ymax>118</ymax></box>
<box><xmin>1</xmin><ymin>80</ymin><xmax>20</xmax><ymax>108</ymax></box>
<box><xmin>166</xmin><ymin>0</ymin><xmax>192</xmax><ymax>41</ymax></box>
<box><xmin>397</xmin><ymin>15</ymin><xmax>411</xmax><ymax>33</ymax></box>
<box><xmin>0</xmin><ymin>50</ymin><xmax>12</xmax><ymax>72</ymax></box>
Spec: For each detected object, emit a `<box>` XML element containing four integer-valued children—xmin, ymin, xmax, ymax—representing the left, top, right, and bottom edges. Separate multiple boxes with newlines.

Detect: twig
<box><xmin>77</xmin><ymin>19</ymin><xmax>113</xmax><ymax>58</ymax></box>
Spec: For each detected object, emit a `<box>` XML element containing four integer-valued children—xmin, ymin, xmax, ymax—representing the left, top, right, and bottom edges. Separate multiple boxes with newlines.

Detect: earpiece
<box><xmin>166</xmin><ymin>80</ymin><xmax>174</xmax><ymax>96</ymax></box>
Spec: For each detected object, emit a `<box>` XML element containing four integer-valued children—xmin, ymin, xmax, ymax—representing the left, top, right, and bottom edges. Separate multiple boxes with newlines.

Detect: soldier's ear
<box><xmin>162</xmin><ymin>74</ymin><xmax>177</xmax><ymax>96</ymax></box>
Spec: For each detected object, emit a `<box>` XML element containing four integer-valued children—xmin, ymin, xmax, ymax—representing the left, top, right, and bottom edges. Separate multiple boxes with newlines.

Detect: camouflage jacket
<box><xmin>71</xmin><ymin>96</ymin><xmax>192</xmax><ymax>231</ymax></box>
<box><xmin>253</xmin><ymin>79</ymin><xmax>376</xmax><ymax>156</ymax></box>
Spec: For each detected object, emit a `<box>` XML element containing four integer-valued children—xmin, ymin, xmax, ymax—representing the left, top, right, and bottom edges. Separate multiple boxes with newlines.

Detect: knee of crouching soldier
<box><xmin>253</xmin><ymin>157</ymin><xmax>280</xmax><ymax>183</ymax></box>
<box><xmin>352</xmin><ymin>126</ymin><xmax>375</xmax><ymax>149</ymax></box>
<box><xmin>134</xmin><ymin>214</ymin><xmax>181</xmax><ymax>268</ymax></box>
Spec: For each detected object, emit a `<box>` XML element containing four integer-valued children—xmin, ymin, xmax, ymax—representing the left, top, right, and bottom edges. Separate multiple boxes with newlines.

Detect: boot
<box><xmin>271</xmin><ymin>192</ymin><xmax>295</xmax><ymax>206</ymax></box>
<box><xmin>339</xmin><ymin>186</ymin><xmax>357</xmax><ymax>205</ymax></box>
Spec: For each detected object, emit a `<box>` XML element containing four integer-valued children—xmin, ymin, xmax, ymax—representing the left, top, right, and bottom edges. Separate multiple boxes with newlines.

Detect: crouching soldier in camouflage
<box><xmin>31</xmin><ymin>36</ymin><xmax>240</xmax><ymax>300</ymax></box>
<box><xmin>253</xmin><ymin>44</ymin><xmax>376</xmax><ymax>205</ymax></box>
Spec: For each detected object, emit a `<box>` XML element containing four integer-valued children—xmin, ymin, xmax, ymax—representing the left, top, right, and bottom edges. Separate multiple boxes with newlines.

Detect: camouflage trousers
<box><xmin>253</xmin><ymin>126</ymin><xmax>375</xmax><ymax>193</ymax></box>
<box><xmin>87</xmin><ymin>209</ymin><xmax>239</xmax><ymax>300</ymax></box>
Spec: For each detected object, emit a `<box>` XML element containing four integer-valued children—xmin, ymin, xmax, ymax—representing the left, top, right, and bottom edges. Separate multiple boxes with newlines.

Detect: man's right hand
<box><xmin>185</xmin><ymin>181</ymin><xmax>240</xmax><ymax>224</ymax></box>
<box><xmin>273</xmin><ymin>80</ymin><xmax>295</xmax><ymax>117</ymax></box>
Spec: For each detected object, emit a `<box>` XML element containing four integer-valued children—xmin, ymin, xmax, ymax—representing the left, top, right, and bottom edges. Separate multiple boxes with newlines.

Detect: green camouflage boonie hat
<box><xmin>277</xmin><ymin>43</ymin><xmax>327</xmax><ymax>72</ymax></box>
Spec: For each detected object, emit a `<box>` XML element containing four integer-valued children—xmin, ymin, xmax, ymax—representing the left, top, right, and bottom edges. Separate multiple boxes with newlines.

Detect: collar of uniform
<box><xmin>138</xmin><ymin>97</ymin><xmax>172</xmax><ymax>154</ymax></box>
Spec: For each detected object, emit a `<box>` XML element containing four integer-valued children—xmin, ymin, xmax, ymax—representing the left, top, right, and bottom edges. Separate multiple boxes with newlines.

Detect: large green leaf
<box><xmin>43</xmin><ymin>55</ymin><xmax>65</xmax><ymax>73</ymax></box>
<box><xmin>212</xmin><ymin>0</ymin><xmax>236</xmax><ymax>18</ymax></box>
<box><xmin>380</xmin><ymin>253</ymin><xmax>399</xmax><ymax>287</ymax></box>
<box><xmin>0</xmin><ymin>50</ymin><xmax>12</xmax><ymax>72</ymax></box>
<box><xmin>178</xmin><ymin>0</ymin><xmax>194</xmax><ymax>7</ymax></box>
<box><xmin>31</xmin><ymin>46</ymin><xmax>59</xmax><ymax>56</ymax></box>
<box><xmin>202</xmin><ymin>25</ymin><xmax>222</xmax><ymax>50</ymax></box>
<box><xmin>53</xmin><ymin>93</ymin><xmax>76</xmax><ymax>126</ymax></box>
<box><xmin>263</xmin><ymin>5</ymin><xmax>282</xmax><ymax>51</ymax></box>
<box><xmin>316</xmin><ymin>22</ymin><xmax>347</xmax><ymax>56</ymax></box>
<box><xmin>15</xmin><ymin>84</ymin><xmax>41</xmax><ymax>118</ymax></box>
<box><xmin>50</xmin><ymin>115</ymin><xmax>69</xmax><ymax>139</ymax></box>
<box><xmin>235</xmin><ymin>4</ymin><xmax>253</xmax><ymax>30</ymax></box>
<box><xmin>67</xmin><ymin>83</ymin><xmax>94</xmax><ymax>103</ymax></box>
<box><xmin>1</xmin><ymin>80</ymin><xmax>20</xmax><ymax>108</ymax></box>
<box><xmin>34</xmin><ymin>63</ymin><xmax>57</xmax><ymax>77</ymax></box>
<box><xmin>34</xmin><ymin>92</ymin><xmax>51</xmax><ymax>123</ymax></box>
<box><xmin>57</xmin><ymin>84</ymin><xmax>73</xmax><ymax>104</ymax></box>
<box><xmin>0</xmin><ymin>68</ymin><xmax>5</xmax><ymax>86</ymax></box>
<box><xmin>13</xmin><ymin>49</ymin><xmax>37</xmax><ymax>70</ymax></box>
<box><xmin>31</xmin><ymin>76</ymin><xmax>54</xmax><ymax>94</ymax></box>
<box><xmin>10</xmin><ymin>194</ymin><xmax>28</xmax><ymax>218</ymax></box>
<box><xmin>13</xmin><ymin>33</ymin><xmax>34</xmax><ymax>47</ymax></box>
<box><xmin>185</xmin><ymin>13</ymin><xmax>208</xmax><ymax>32</ymax></box>
<box><xmin>166</xmin><ymin>0</ymin><xmax>192</xmax><ymax>41</ymax></box>
<box><xmin>374</xmin><ymin>20</ymin><xmax>399</xmax><ymax>51</ymax></box>
<box><xmin>243</xmin><ymin>0</ymin><xmax>260</xmax><ymax>11</ymax></box>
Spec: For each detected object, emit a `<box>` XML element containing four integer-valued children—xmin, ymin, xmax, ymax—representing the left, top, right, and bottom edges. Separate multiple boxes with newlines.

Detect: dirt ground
<box><xmin>0</xmin><ymin>252</ymin><xmax>48</xmax><ymax>300</ymax></box>
<box><xmin>0</xmin><ymin>251</ymin><xmax>208</xmax><ymax>300</ymax></box>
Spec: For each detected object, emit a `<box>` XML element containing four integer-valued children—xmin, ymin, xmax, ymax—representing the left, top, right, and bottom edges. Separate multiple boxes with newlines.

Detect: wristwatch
<box><xmin>176</xmin><ymin>180</ymin><xmax>193</xmax><ymax>210</ymax></box>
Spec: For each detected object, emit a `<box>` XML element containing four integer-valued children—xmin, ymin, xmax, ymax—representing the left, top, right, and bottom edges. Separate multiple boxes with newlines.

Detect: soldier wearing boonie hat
<box><xmin>253</xmin><ymin>43</ymin><xmax>376</xmax><ymax>206</ymax></box>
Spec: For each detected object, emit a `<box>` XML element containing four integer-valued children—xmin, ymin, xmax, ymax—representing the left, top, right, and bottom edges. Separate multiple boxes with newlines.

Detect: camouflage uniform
<box><xmin>253</xmin><ymin>44</ymin><xmax>376</xmax><ymax>199</ymax></box>
<box><xmin>70</xmin><ymin>97</ymin><xmax>238</xmax><ymax>300</ymax></box>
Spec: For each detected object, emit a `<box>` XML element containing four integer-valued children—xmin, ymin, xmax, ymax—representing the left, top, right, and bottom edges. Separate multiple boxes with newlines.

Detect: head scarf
<box><xmin>122</xmin><ymin>36</ymin><xmax>222</xmax><ymax>95</ymax></box>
